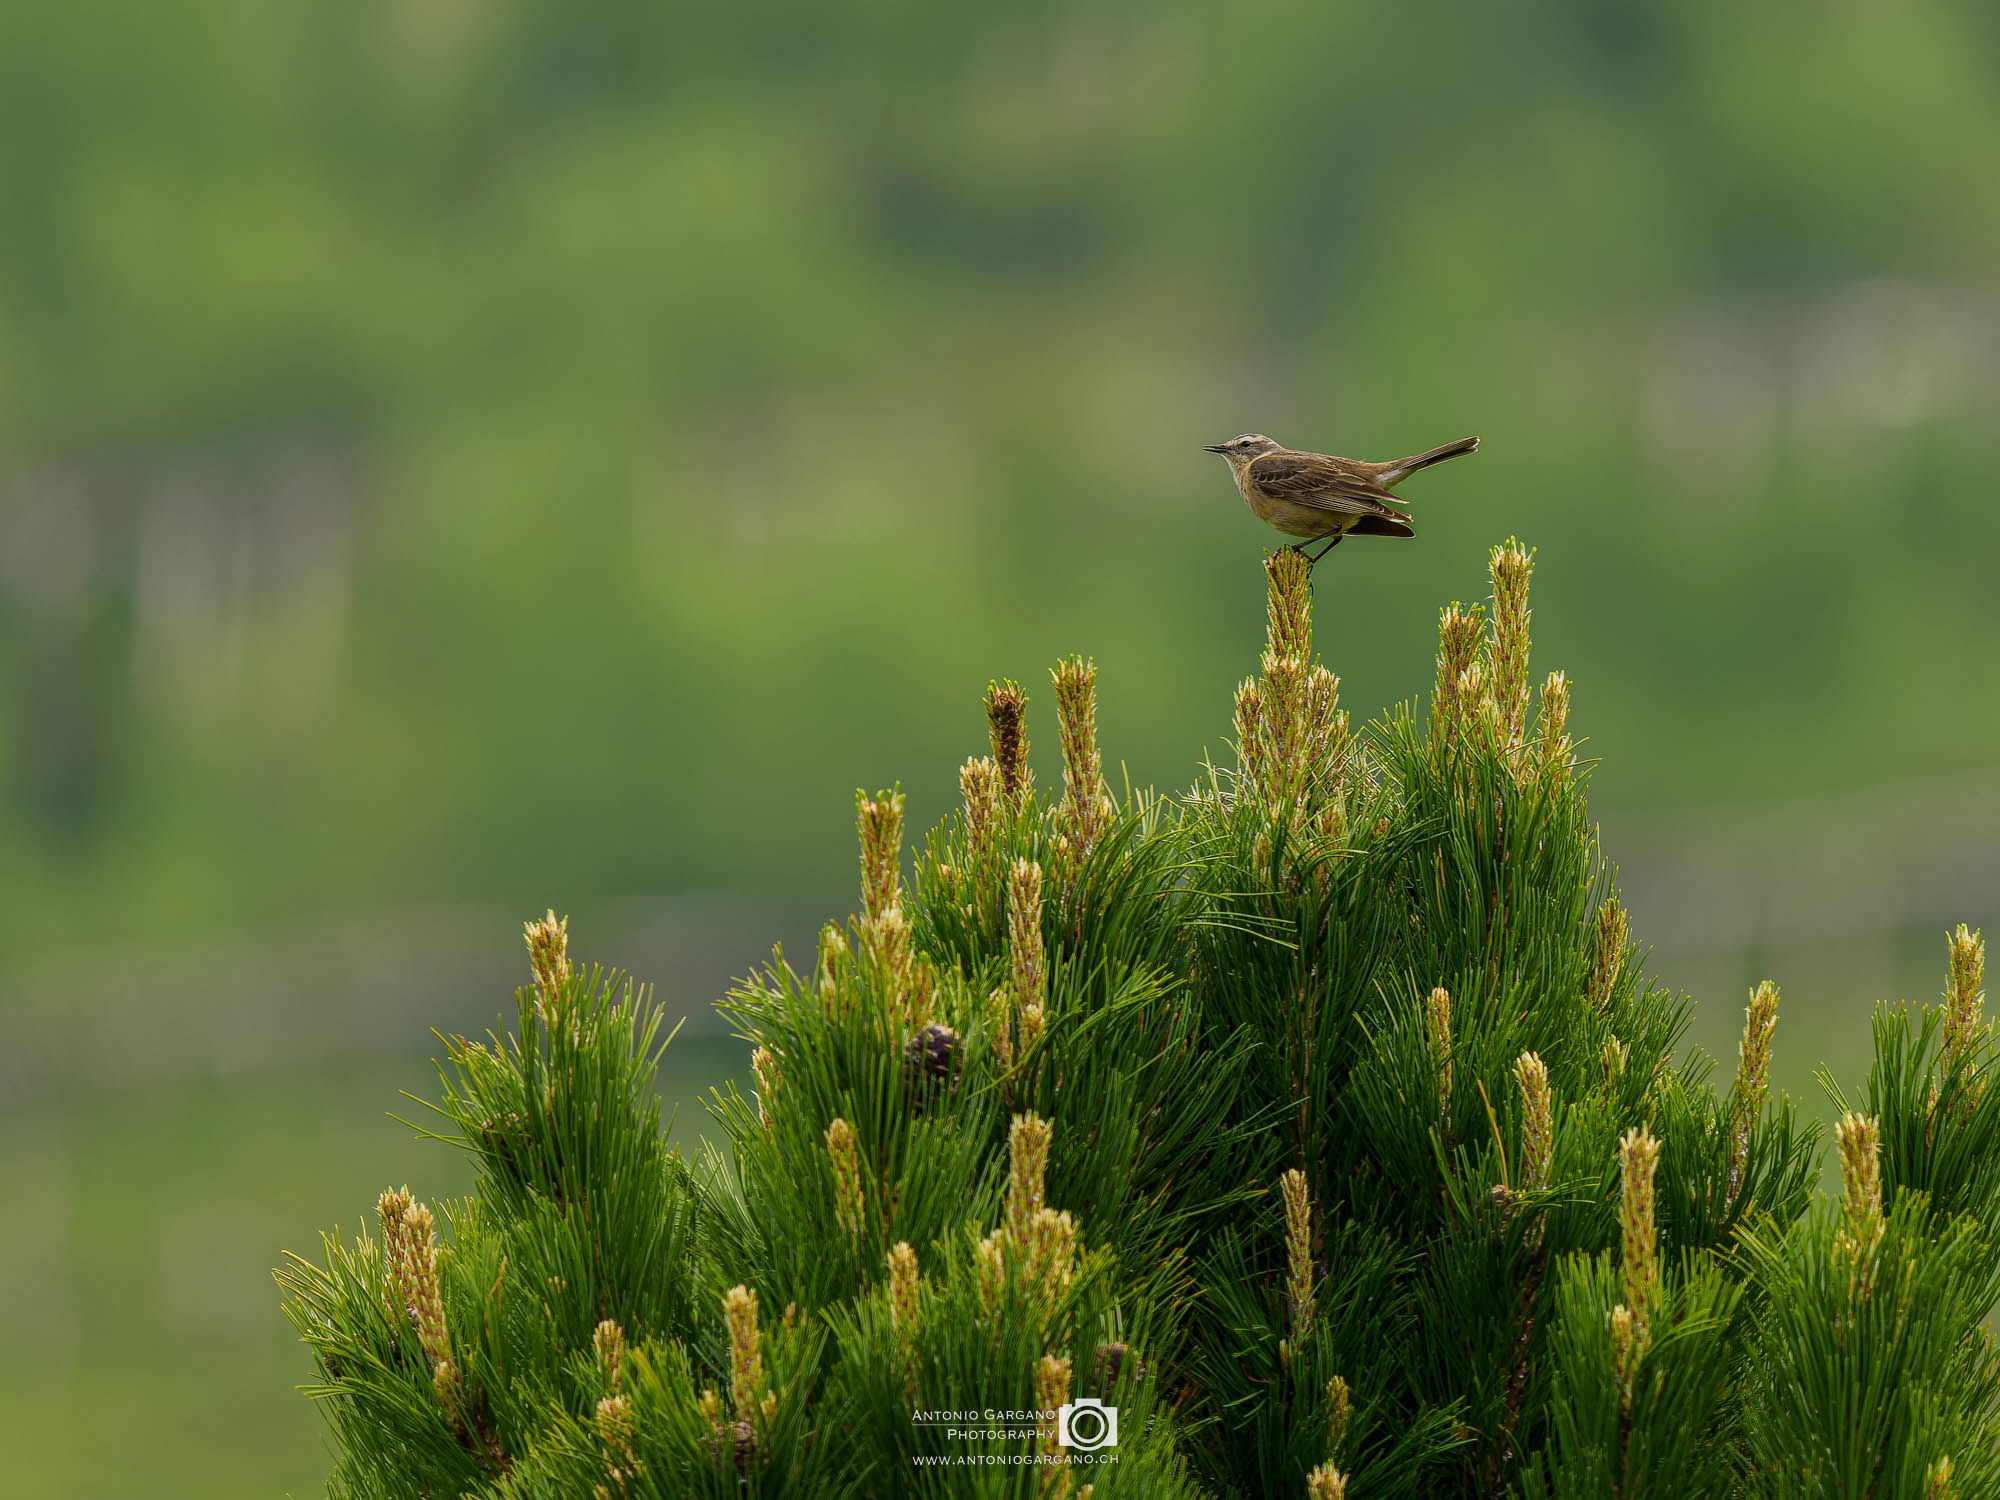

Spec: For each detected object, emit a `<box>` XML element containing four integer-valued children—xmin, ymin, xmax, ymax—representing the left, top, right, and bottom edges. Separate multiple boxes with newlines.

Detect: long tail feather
<box><xmin>1379</xmin><ymin>436</ymin><xmax>1479</xmax><ymax>487</ymax></box>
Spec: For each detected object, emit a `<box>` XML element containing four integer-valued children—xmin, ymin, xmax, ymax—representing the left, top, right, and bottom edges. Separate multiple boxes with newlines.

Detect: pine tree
<box><xmin>280</xmin><ymin>544</ymin><xmax>1998</xmax><ymax>1497</ymax></box>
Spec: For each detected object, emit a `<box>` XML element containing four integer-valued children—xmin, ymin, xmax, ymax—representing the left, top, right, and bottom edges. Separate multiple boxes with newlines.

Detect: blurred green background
<box><xmin>2</xmin><ymin>2</ymin><xmax>1997</xmax><ymax>1492</ymax></box>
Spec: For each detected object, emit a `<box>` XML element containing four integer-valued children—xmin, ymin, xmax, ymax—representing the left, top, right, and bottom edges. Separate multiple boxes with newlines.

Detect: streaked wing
<box><xmin>1247</xmin><ymin>452</ymin><xmax>1410</xmax><ymax>520</ymax></box>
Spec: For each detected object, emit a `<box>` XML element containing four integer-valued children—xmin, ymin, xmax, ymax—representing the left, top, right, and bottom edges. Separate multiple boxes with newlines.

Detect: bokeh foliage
<box><xmin>4</xmin><ymin>0</ymin><xmax>1999</xmax><ymax>960</ymax></box>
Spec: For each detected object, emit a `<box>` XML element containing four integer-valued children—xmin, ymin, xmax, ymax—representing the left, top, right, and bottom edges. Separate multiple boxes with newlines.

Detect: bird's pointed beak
<box><xmin>1202</xmin><ymin>443</ymin><xmax>1227</xmax><ymax>454</ymax></box>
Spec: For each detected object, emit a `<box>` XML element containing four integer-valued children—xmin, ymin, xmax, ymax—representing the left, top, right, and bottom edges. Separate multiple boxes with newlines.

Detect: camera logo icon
<box><xmin>1056</xmin><ymin>1396</ymin><xmax>1118</xmax><ymax>1451</ymax></box>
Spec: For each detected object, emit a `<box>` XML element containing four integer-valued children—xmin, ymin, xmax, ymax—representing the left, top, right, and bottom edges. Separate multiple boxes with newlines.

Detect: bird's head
<box><xmin>1203</xmin><ymin>434</ymin><xmax>1282</xmax><ymax>463</ymax></box>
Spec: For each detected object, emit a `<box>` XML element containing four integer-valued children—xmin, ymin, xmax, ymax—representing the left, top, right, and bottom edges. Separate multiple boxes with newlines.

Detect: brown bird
<box><xmin>1204</xmin><ymin>432</ymin><xmax>1480</xmax><ymax>562</ymax></box>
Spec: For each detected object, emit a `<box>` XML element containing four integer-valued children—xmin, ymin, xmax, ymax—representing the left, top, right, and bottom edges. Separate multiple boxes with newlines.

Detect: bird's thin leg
<box><xmin>1304</xmin><ymin>533</ymin><xmax>1345</xmax><ymax>565</ymax></box>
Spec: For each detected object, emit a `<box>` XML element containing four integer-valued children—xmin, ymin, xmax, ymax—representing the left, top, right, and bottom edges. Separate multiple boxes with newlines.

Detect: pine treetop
<box><xmin>281</xmin><ymin>544</ymin><xmax>1998</xmax><ymax>1498</ymax></box>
